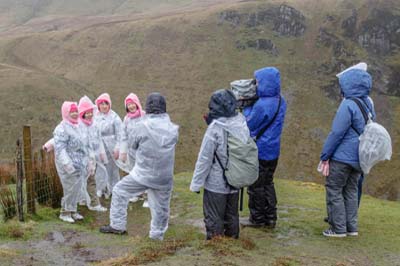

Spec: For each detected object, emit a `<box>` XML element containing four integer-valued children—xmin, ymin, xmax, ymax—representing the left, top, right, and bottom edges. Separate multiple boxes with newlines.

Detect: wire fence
<box><xmin>0</xmin><ymin>126</ymin><xmax>62</xmax><ymax>222</ymax></box>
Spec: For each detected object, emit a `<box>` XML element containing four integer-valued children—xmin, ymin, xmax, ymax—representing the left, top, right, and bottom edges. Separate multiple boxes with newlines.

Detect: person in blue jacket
<box><xmin>320</xmin><ymin>68</ymin><xmax>375</xmax><ymax>237</ymax></box>
<box><xmin>243</xmin><ymin>67</ymin><xmax>287</xmax><ymax>228</ymax></box>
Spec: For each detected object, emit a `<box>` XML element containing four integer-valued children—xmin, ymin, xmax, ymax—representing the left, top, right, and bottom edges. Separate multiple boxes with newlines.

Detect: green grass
<box><xmin>2</xmin><ymin>173</ymin><xmax>398</xmax><ymax>265</ymax></box>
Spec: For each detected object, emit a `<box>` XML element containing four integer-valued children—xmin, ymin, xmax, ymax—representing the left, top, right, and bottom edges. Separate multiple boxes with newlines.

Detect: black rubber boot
<box><xmin>99</xmin><ymin>225</ymin><xmax>127</xmax><ymax>235</ymax></box>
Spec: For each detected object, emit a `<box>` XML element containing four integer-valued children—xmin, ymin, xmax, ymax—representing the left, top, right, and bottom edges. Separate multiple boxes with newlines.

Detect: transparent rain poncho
<box><xmin>110</xmin><ymin>113</ymin><xmax>179</xmax><ymax>239</ymax></box>
<box><xmin>128</xmin><ymin>113</ymin><xmax>179</xmax><ymax>189</ymax></box>
<box><xmin>54</xmin><ymin>120</ymin><xmax>89</xmax><ymax>213</ymax></box>
<box><xmin>78</xmin><ymin>120</ymin><xmax>107</xmax><ymax>204</ymax></box>
<box><xmin>118</xmin><ymin>115</ymin><xmax>143</xmax><ymax>173</ymax></box>
<box><xmin>94</xmin><ymin>109</ymin><xmax>124</xmax><ymax>194</ymax></box>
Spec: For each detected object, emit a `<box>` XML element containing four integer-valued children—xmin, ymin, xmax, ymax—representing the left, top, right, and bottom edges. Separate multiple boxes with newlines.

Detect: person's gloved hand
<box><xmin>120</xmin><ymin>153</ymin><xmax>127</xmax><ymax>163</ymax></box>
<box><xmin>317</xmin><ymin>160</ymin><xmax>330</xmax><ymax>177</ymax></box>
<box><xmin>113</xmin><ymin>149</ymin><xmax>119</xmax><ymax>160</ymax></box>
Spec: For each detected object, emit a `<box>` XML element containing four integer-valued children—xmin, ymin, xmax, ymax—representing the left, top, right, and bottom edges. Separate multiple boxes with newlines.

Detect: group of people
<box><xmin>46</xmin><ymin>63</ymin><xmax>375</xmax><ymax>240</ymax></box>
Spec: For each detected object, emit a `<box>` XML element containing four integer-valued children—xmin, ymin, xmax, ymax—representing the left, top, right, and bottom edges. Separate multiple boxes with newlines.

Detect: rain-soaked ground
<box><xmin>0</xmin><ymin>198</ymin><xmax>153</xmax><ymax>265</ymax></box>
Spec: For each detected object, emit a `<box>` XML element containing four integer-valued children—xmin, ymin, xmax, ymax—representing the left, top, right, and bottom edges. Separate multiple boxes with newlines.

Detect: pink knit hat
<box><xmin>95</xmin><ymin>93</ymin><xmax>112</xmax><ymax>109</ymax></box>
<box><xmin>61</xmin><ymin>101</ymin><xmax>79</xmax><ymax>125</ymax></box>
<box><xmin>78</xmin><ymin>96</ymin><xmax>95</xmax><ymax>125</ymax></box>
<box><xmin>124</xmin><ymin>93</ymin><xmax>145</xmax><ymax>119</ymax></box>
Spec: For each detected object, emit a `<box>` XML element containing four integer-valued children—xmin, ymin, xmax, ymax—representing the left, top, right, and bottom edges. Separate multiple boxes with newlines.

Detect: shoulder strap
<box><xmin>214</xmin><ymin>132</ymin><xmax>235</xmax><ymax>189</ymax></box>
<box><xmin>349</xmin><ymin>97</ymin><xmax>369</xmax><ymax>136</ymax></box>
<box><xmin>350</xmin><ymin>98</ymin><xmax>369</xmax><ymax>124</ymax></box>
<box><xmin>255</xmin><ymin>95</ymin><xmax>282</xmax><ymax>141</ymax></box>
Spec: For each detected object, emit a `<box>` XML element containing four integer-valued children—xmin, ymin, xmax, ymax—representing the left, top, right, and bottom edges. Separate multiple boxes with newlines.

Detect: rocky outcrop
<box><xmin>248</xmin><ymin>39</ymin><xmax>279</xmax><ymax>55</ymax></box>
<box><xmin>218</xmin><ymin>10</ymin><xmax>242</xmax><ymax>27</ymax></box>
<box><xmin>273</xmin><ymin>5</ymin><xmax>306</xmax><ymax>37</ymax></box>
<box><xmin>219</xmin><ymin>4</ymin><xmax>306</xmax><ymax>37</ymax></box>
<box><xmin>357</xmin><ymin>9</ymin><xmax>400</xmax><ymax>55</ymax></box>
<box><xmin>387</xmin><ymin>66</ymin><xmax>400</xmax><ymax>97</ymax></box>
<box><xmin>236</xmin><ymin>39</ymin><xmax>279</xmax><ymax>55</ymax></box>
<box><xmin>358</xmin><ymin>26</ymin><xmax>391</xmax><ymax>55</ymax></box>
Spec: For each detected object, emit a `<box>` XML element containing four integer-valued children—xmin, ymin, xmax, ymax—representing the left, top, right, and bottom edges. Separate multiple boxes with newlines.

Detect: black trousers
<box><xmin>203</xmin><ymin>189</ymin><xmax>239</xmax><ymax>240</ymax></box>
<box><xmin>247</xmin><ymin>158</ymin><xmax>278</xmax><ymax>224</ymax></box>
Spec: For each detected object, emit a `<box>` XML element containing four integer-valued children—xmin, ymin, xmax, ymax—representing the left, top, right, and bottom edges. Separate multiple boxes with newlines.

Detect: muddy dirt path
<box><xmin>0</xmin><ymin>199</ymin><xmax>152</xmax><ymax>266</ymax></box>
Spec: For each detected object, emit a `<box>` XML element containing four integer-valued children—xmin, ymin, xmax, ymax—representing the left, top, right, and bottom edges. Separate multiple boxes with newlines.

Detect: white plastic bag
<box><xmin>359</xmin><ymin>120</ymin><xmax>392</xmax><ymax>174</ymax></box>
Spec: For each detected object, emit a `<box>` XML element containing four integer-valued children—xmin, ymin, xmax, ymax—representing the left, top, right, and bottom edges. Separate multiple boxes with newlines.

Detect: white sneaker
<box><xmin>89</xmin><ymin>205</ymin><xmax>107</xmax><ymax>212</ymax></box>
<box><xmin>129</xmin><ymin>196</ymin><xmax>139</xmax><ymax>203</ymax></box>
<box><xmin>142</xmin><ymin>200</ymin><xmax>149</xmax><ymax>208</ymax></box>
<box><xmin>96</xmin><ymin>191</ymin><xmax>102</xmax><ymax>198</ymax></box>
<box><xmin>78</xmin><ymin>200</ymin><xmax>86</xmax><ymax>206</ymax></box>
<box><xmin>72</xmin><ymin>213</ymin><xmax>84</xmax><ymax>220</ymax></box>
<box><xmin>104</xmin><ymin>193</ymin><xmax>110</xmax><ymax>199</ymax></box>
<box><xmin>59</xmin><ymin>214</ymin><xmax>75</xmax><ymax>223</ymax></box>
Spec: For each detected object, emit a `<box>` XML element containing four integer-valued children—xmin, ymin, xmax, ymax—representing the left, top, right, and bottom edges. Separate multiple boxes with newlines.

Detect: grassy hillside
<box><xmin>0</xmin><ymin>0</ymin><xmax>398</xmax><ymax>199</ymax></box>
<box><xmin>1</xmin><ymin>174</ymin><xmax>399</xmax><ymax>265</ymax></box>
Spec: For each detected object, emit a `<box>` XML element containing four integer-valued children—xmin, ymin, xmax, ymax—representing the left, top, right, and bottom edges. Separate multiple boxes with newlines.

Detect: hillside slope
<box><xmin>0</xmin><ymin>0</ymin><xmax>398</xmax><ymax>199</ymax></box>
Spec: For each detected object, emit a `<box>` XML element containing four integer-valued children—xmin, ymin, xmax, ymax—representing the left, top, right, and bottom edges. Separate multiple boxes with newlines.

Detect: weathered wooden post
<box><xmin>23</xmin><ymin>125</ymin><xmax>35</xmax><ymax>214</ymax></box>
<box><xmin>40</xmin><ymin>149</ymin><xmax>47</xmax><ymax>173</ymax></box>
<box><xmin>16</xmin><ymin>139</ymin><xmax>24</xmax><ymax>222</ymax></box>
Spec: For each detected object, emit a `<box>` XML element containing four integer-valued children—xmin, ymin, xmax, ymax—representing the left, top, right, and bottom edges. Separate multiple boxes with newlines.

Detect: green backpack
<box><xmin>215</xmin><ymin>132</ymin><xmax>259</xmax><ymax>189</ymax></box>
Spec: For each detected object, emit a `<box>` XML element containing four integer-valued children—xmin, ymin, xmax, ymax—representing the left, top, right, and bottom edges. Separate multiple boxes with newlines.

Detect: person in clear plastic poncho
<box><xmin>100</xmin><ymin>93</ymin><xmax>179</xmax><ymax>240</ymax></box>
<box><xmin>94</xmin><ymin>93</ymin><xmax>124</xmax><ymax>198</ymax></box>
<box><xmin>119</xmin><ymin>93</ymin><xmax>149</xmax><ymax>206</ymax></box>
<box><xmin>190</xmin><ymin>89</ymin><xmax>251</xmax><ymax>240</ymax></box>
<box><xmin>53</xmin><ymin>101</ymin><xmax>89</xmax><ymax>223</ymax></box>
<box><xmin>77</xmin><ymin>96</ymin><xmax>108</xmax><ymax>212</ymax></box>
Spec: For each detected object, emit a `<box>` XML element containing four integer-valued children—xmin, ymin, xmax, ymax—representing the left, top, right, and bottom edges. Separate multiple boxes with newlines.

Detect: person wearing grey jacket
<box><xmin>190</xmin><ymin>89</ymin><xmax>251</xmax><ymax>240</ymax></box>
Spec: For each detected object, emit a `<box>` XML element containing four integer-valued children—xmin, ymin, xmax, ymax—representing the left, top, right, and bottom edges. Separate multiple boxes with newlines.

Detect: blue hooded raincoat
<box><xmin>243</xmin><ymin>67</ymin><xmax>287</xmax><ymax>161</ymax></box>
<box><xmin>320</xmin><ymin>69</ymin><xmax>376</xmax><ymax>168</ymax></box>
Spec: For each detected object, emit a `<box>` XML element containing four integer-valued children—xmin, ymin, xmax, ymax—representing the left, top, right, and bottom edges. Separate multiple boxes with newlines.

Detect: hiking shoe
<box><xmin>129</xmin><ymin>196</ymin><xmax>139</xmax><ymax>203</ymax></box>
<box><xmin>240</xmin><ymin>218</ymin><xmax>265</xmax><ymax>228</ymax></box>
<box><xmin>142</xmin><ymin>200</ymin><xmax>149</xmax><ymax>208</ymax></box>
<box><xmin>347</xmin><ymin>231</ymin><xmax>358</xmax><ymax>236</ymax></box>
<box><xmin>99</xmin><ymin>225</ymin><xmax>127</xmax><ymax>235</ymax></box>
<box><xmin>265</xmin><ymin>220</ymin><xmax>277</xmax><ymax>229</ymax></box>
<box><xmin>72</xmin><ymin>213</ymin><xmax>84</xmax><ymax>220</ymax></box>
<box><xmin>59</xmin><ymin>214</ymin><xmax>75</xmax><ymax>223</ymax></box>
<box><xmin>89</xmin><ymin>205</ymin><xmax>107</xmax><ymax>212</ymax></box>
<box><xmin>323</xmin><ymin>228</ymin><xmax>346</xmax><ymax>238</ymax></box>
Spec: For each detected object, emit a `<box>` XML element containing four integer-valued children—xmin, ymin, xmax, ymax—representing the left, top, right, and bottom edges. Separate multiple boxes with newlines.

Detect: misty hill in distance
<box><xmin>0</xmin><ymin>0</ymin><xmax>398</xmax><ymax>200</ymax></box>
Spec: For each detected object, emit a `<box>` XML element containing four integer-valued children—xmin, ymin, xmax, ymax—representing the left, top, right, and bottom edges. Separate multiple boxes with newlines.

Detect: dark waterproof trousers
<box><xmin>248</xmin><ymin>159</ymin><xmax>278</xmax><ymax>225</ymax></box>
<box><xmin>203</xmin><ymin>189</ymin><xmax>239</xmax><ymax>240</ymax></box>
<box><xmin>326</xmin><ymin>160</ymin><xmax>360</xmax><ymax>234</ymax></box>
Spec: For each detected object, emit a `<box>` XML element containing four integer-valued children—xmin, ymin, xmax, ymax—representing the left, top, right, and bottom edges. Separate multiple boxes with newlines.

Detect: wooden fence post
<box><xmin>16</xmin><ymin>139</ymin><xmax>24</xmax><ymax>222</ymax></box>
<box><xmin>40</xmin><ymin>149</ymin><xmax>47</xmax><ymax>173</ymax></box>
<box><xmin>23</xmin><ymin>126</ymin><xmax>35</xmax><ymax>214</ymax></box>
